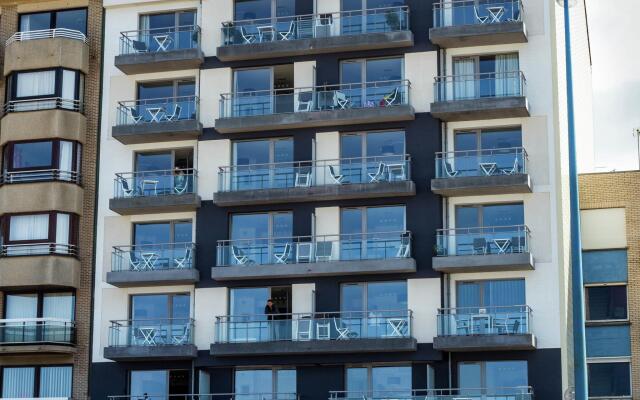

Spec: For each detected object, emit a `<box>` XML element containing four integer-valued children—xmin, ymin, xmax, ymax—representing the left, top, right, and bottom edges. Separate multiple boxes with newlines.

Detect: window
<box><xmin>341</xmin><ymin>282</ymin><xmax>408</xmax><ymax>337</ymax></box>
<box><xmin>20</xmin><ymin>8</ymin><xmax>87</xmax><ymax>34</ymax></box>
<box><xmin>340</xmin><ymin>205</ymin><xmax>406</xmax><ymax>260</ymax></box>
<box><xmin>1</xmin><ymin>365</ymin><xmax>72</xmax><ymax>398</ymax></box>
<box><xmin>130</xmin><ymin>370</ymin><xmax>189</xmax><ymax>397</ymax></box>
<box><xmin>3</xmin><ymin>292</ymin><xmax>75</xmax><ymax>343</ymax></box>
<box><xmin>458</xmin><ymin>361</ymin><xmax>527</xmax><ymax>394</ymax></box>
<box><xmin>340</xmin><ymin>58</ymin><xmax>404</xmax><ymax>107</ymax></box>
<box><xmin>452</xmin><ymin>54</ymin><xmax>520</xmax><ymax>100</ymax></box>
<box><xmin>346</xmin><ymin>365</ymin><xmax>411</xmax><ymax>397</ymax></box>
<box><xmin>585</xmin><ymin>285</ymin><xmax>627</xmax><ymax>321</ymax></box>
<box><xmin>232</xmin><ymin>65</ymin><xmax>294</xmax><ymax>116</ymax></box>
<box><xmin>6</xmin><ymin>68</ymin><xmax>84</xmax><ymax>111</ymax></box>
<box><xmin>129</xmin><ymin>149</ymin><xmax>194</xmax><ymax>196</ymax></box>
<box><xmin>130</xmin><ymin>293</ymin><xmax>190</xmax><ymax>322</ymax></box>
<box><xmin>583</xmin><ymin>249</ymin><xmax>628</xmax><ymax>284</ymax></box>
<box><xmin>139</xmin><ymin>10</ymin><xmax>197</xmax><ymax>51</ymax></box>
<box><xmin>230</xmin><ymin>212</ymin><xmax>293</xmax><ymax>264</ymax></box>
<box><xmin>234</xmin><ymin>368</ymin><xmax>296</xmax><ymax>398</ymax></box>
<box><xmin>588</xmin><ymin>361</ymin><xmax>631</xmax><ymax>398</ymax></box>
<box><xmin>340</xmin><ymin>131</ymin><xmax>405</xmax><ymax>183</ymax></box>
<box><xmin>228</xmin><ymin>286</ymin><xmax>292</xmax><ymax>342</ymax></box>
<box><xmin>232</xmin><ymin>138</ymin><xmax>294</xmax><ymax>190</ymax></box>
<box><xmin>453</xmin><ymin>128</ymin><xmax>522</xmax><ymax>175</ymax></box>
<box><xmin>456</xmin><ymin>203</ymin><xmax>524</xmax><ymax>228</ymax></box>
<box><xmin>135</xmin><ymin>79</ymin><xmax>196</xmax><ymax>122</ymax></box>
<box><xmin>130</xmin><ymin>220</ymin><xmax>193</xmax><ymax>270</ymax></box>
<box><xmin>2</xmin><ymin>140</ymin><xmax>81</xmax><ymax>183</ymax></box>
<box><xmin>133</xmin><ymin>221</ymin><xmax>192</xmax><ymax>246</ymax></box>
<box><xmin>341</xmin><ymin>0</ymin><xmax>406</xmax><ymax>34</ymax></box>
<box><xmin>234</xmin><ymin>0</ymin><xmax>295</xmax><ymax>20</ymax></box>
<box><xmin>457</xmin><ymin>279</ymin><xmax>525</xmax><ymax>309</ymax></box>
<box><xmin>0</xmin><ymin>212</ymin><xmax>78</xmax><ymax>256</ymax></box>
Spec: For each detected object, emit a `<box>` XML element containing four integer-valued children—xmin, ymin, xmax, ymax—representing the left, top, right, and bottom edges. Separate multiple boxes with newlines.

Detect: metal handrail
<box><xmin>434</xmin><ymin>70</ymin><xmax>526</xmax><ymax>82</ymax></box>
<box><xmin>6</xmin><ymin>28</ymin><xmax>87</xmax><ymax>45</ymax></box>
<box><xmin>119</xmin><ymin>25</ymin><xmax>201</xmax><ymax>55</ymax></box>
<box><xmin>437</xmin><ymin>306</ymin><xmax>532</xmax><ymax>337</ymax></box>
<box><xmin>432</xmin><ymin>0</ymin><xmax>524</xmax><ymax>28</ymax></box>
<box><xmin>435</xmin><ymin>147</ymin><xmax>528</xmax><ymax>178</ymax></box>
<box><xmin>0</xmin><ymin>243</ymin><xmax>77</xmax><ymax>257</ymax></box>
<box><xmin>330</xmin><ymin>387</ymin><xmax>533</xmax><ymax>399</ymax></box>
<box><xmin>108</xmin><ymin>394</ymin><xmax>299</xmax><ymax>400</ymax></box>
<box><xmin>0</xmin><ymin>318</ymin><xmax>76</xmax><ymax>345</ymax></box>
<box><xmin>224</xmin><ymin>6</ymin><xmax>409</xmax><ymax>26</ymax></box>
<box><xmin>220</xmin><ymin>79</ymin><xmax>410</xmax><ymax>98</ymax></box>
<box><xmin>116</xmin><ymin>95</ymin><xmax>200</xmax><ymax>126</ymax></box>
<box><xmin>110</xmin><ymin>318</ymin><xmax>194</xmax><ymax>325</ymax></box>
<box><xmin>436</xmin><ymin>224</ymin><xmax>530</xmax><ymax>235</ymax></box>
<box><xmin>217</xmin><ymin>309</ymin><xmax>411</xmax><ymax>321</ymax></box>
<box><xmin>3</xmin><ymin>97</ymin><xmax>83</xmax><ymax>113</ymax></box>
<box><xmin>111</xmin><ymin>242</ymin><xmax>195</xmax><ymax>272</ymax></box>
<box><xmin>0</xmin><ymin>169</ymin><xmax>81</xmax><ymax>185</ymax></box>
<box><xmin>108</xmin><ymin>318</ymin><xmax>195</xmax><ymax>347</ymax></box>
<box><xmin>113</xmin><ymin>168</ymin><xmax>198</xmax><ymax>199</ymax></box>
<box><xmin>435</xmin><ymin>147</ymin><xmax>527</xmax><ymax>157</ymax></box>
<box><xmin>438</xmin><ymin>305</ymin><xmax>532</xmax><ymax>313</ymax></box>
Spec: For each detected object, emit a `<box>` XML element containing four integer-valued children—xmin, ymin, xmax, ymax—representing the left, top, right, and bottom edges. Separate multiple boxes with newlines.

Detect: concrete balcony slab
<box><xmin>104</xmin><ymin>344</ymin><xmax>198</xmax><ymax>361</ymax></box>
<box><xmin>115</xmin><ymin>48</ymin><xmax>204</xmax><ymax>75</ymax></box>
<box><xmin>4</xmin><ymin>37</ymin><xmax>89</xmax><ymax>75</ymax></box>
<box><xmin>212</xmin><ymin>258</ymin><xmax>416</xmax><ymax>281</ymax></box>
<box><xmin>109</xmin><ymin>193</ymin><xmax>201</xmax><ymax>215</ymax></box>
<box><xmin>0</xmin><ymin>181</ymin><xmax>83</xmax><ymax>215</ymax></box>
<box><xmin>431</xmin><ymin>174</ymin><xmax>531</xmax><ymax>196</ymax></box>
<box><xmin>432</xmin><ymin>252</ymin><xmax>534</xmax><ymax>273</ymax></box>
<box><xmin>433</xmin><ymin>333</ymin><xmax>536</xmax><ymax>352</ymax></box>
<box><xmin>215</xmin><ymin>105</ymin><xmax>415</xmax><ymax>133</ymax></box>
<box><xmin>112</xmin><ymin>120</ymin><xmax>203</xmax><ymax>144</ymax></box>
<box><xmin>0</xmin><ymin>109</ymin><xmax>86</xmax><ymax>146</ymax></box>
<box><xmin>0</xmin><ymin>255</ymin><xmax>80</xmax><ymax>289</ymax></box>
<box><xmin>214</xmin><ymin>180</ymin><xmax>415</xmax><ymax>206</ymax></box>
<box><xmin>429</xmin><ymin>21</ymin><xmax>527</xmax><ymax>48</ymax></box>
<box><xmin>107</xmin><ymin>269</ymin><xmax>200</xmax><ymax>287</ymax></box>
<box><xmin>217</xmin><ymin>31</ymin><xmax>414</xmax><ymax>61</ymax></box>
<box><xmin>430</xmin><ymin>97</ymin><xmax>529</xmax><ymax>121</ymax></box>
<box><xmin>0</xmin><ymin>344</ymin><xmax>76</xmax><ymax>355</ymax></box>
<box><xmin>210</xmin><ymin>337</ymin><xmax>417</xmax><ymax>356</ymax></box>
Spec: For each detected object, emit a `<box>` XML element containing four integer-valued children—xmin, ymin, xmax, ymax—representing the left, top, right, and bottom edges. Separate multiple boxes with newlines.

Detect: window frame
<box><xmin>0</xmin><ymin>364</ymin><xmax>73</xmax><ymax>398</ymax></box>
<box><xmin>340</xmin><ymin>205</ymin><xmax>407</xmax><ymax>235</ymax></box>
<box><xmin>452</xmin><ymin>52</ymin><xmax>520</xmax><ymax>74</ymax></box>
<box><xmin>232</xmin><ymin>137</ymin><xmax>294</xmax><ymax>166</ymax></box>
<box><xmin>455</xmin><ymin>278</ymin><xmax>526</xmax><ymax>308</ymax></box>
<box><xmin>344</xmin><ymin>363</ymin><xmax>412</xmax><ymax>394</ymax></box>
<box><xmin>3</xmin><ymin>290</ymin><xmax>76</xmax><ymax>320</ymax></box>
<box><xmin>136</xmin><ymin>78</ymin><xmax>196</xmax><ymax>101</ymax></box>
<box><xmin>128</xmin><ymin>292</ymin><xmax>191</xmax><ymax>320</ymax></box>
<box><xmin>0</xmin><ymin>211</ymin><xmax>79</xmax><ymax>249</ymax></box>
<box><xmin>233</xmin><ymin>367</ymin><xmax>297</xmax><ymax>394</ymax></box>
<box><xmin>229</xmin><ymin>211</ymin><xmax>293</xmax><ymax>240</ymax></box>
<box><xmin>453</xmin><ymin>126</ymin><xmax>522</xmax><ymax>152</ymax></box>
<box><xmin>454</xmin><ymin>202</ymin><xmax>525</xmax><ymax>228</ymax></box>
<box><xmin>133</xmin><ymin>148</ymin><xmax>194</xmax><ymax>172</ymax></box>
<box><xmin>7</xmin><ymin>67</ymin><xmax>84</xmax><ymax>103</ymax></box>
<box><xmin>131</xmin><ymin>219</ymin><xmax>193</xmax><ymax>246</ymax></box>
<box><xmin>3</xmin><ymin>139</ymin><xmax>82</xmax><ymax>175</ymax></box>
<box><xmin>18</xmin><ymin>7</ymin><xmax>87</xmax><ymax>34</ymax></box>
<box><xmin>128</xmin><ymin>369</ymin><xmax>190</xmax><ymax>396</ymax></box>
<box><xmin>138</xmin><ymin>9</ymin><xmax>197</xmax><ymax>30</ymax></box>
<box><xmin>340</xmin><ymin>130</ymin><xmax>407</xmax><ymax>159</ymax></box>
<box><xmin>340</xmin><ymin>280</ymin><xmax>408</xmax><ymax>312</ymax></box>
<box><xmin>584</xmin><ymin>283</ymin><xmax>629</xmax><ymax>323</ymax></box>
<box><xmin>340</xmin><ymin>57</ymin><xmax>405</xmax><ymax>84</ymax></box>
<box><xmin>457</xmin><ymin>360</ymin><xmax>528</xmax><ymax>389</ymax></box>
<box><xmin>586</xmin><ymin>358</ymin><xmax>632</xmax><ymax>399</ymax></box>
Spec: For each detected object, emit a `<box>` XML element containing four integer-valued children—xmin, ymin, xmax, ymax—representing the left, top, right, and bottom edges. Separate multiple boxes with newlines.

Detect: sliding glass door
<box><xmin>230</xmin><ymin>212</ymin><xmax>293</xmax><ymax>264</ymax></box>
<box><xmin>232</xmin><ymin>138</ymin><xmax>294</xmax><ymax>190</ymax></box>
<box><xmin>452</xmin><ymin>54</ymin><xmax>520</xmax><ymax>100</ymax></box>
<box><xmin>340</xmin><ymin>131</ymin><xmax>405</xmax><ymax>183</ymax></box>
<box><xmin>340</xmin><ymin>206</ymin><xmax>405</xmax><ymax>260</ymax></box>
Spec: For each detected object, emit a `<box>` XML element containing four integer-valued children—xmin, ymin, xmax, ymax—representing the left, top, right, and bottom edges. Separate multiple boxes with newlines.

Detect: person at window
<box><xmin>173</xmin><ymin>166</ymin><xmax>187</xmax><ymax>193</ymax></box>
<box><xmin>265</xmin><ymin>299</ymin><xmax>280</xmax><ymax>340</ymax></box>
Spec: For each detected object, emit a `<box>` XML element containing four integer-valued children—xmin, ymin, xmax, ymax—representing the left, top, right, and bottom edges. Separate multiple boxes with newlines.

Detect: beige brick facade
<box><xmin>580</xmin><ymin>171</ymin><xmax>640</xmax><ymax>398</ymax></box>
<box><xmin>0</xmin><ymin>1</ymin><xmax>101</xmax><ymax>398</ymax></box>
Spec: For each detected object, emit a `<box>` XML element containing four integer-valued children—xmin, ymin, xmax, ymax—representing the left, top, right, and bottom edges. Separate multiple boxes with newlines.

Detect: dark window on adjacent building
<box><xmin>585</xmin><ymin>285</ymin><xmax>627</xmax><ymax>321</ymax></box>
<box><xmin>19</xmin><ymin>8</ymin><xmax>87</xmax><ymax>34</ymax></box>
<box><xmin>588</xmin><ymin>362</ymin><xmax>631</xmax><ymax>398</ymax></box>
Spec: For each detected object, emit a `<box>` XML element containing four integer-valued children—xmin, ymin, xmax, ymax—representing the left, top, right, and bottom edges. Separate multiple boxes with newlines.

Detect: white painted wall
<box><xmin>315</xmin><ymin>131</ymin><xmax>340</xmax><ymax>185</ymax></box>
<box><xmin>314</xmin><ymin>206</ymin><xmax>340</xmax><ymax>259</ymax></box>
<box><xmin>292</xmin><ymin>284</ymin><xmax>316</xmax><ymax>314</ymax></box>
<box><xmin>581</xmin><ymin>208</ymin><xmax>627</xmax><ymax>250</ymax></box>
<box><xmin>407</xmin><ymin>278</ymin><xmax>440</xmax><ymax>343</ymax></box>
<box><xmin>405</xmin><ymin>52</ymin><xmax>437</xmax><ymax>113</ymax></box>
<box><xmin>200</xmin><ymin>139</ymin><xmax>231</xmax><ymax>198</ymax></box>
<box><xmin>194</xmin><ymin>287</ymin><xmax>228</xmax><ymax>350</ymax></box>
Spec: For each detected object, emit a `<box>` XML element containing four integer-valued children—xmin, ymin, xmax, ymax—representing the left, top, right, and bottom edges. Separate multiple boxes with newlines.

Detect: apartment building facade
<box><xmin>579</xmin><ymin>171</ymin><xmax>639</xmax><ymax>399</ymax></box>
<box><xmin>0</xmin><ymin>0</ymin><xmax>102</xmax><ymax>398</ymax></box>
<box><xmin>91</xmin><ymin>1</ymin><xmax>589</xmax><ymax>399</ymax></box>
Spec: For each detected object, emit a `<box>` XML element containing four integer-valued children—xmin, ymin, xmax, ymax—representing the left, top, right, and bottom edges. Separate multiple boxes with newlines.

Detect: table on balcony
<box><xmin>486</xmin><ymin>6</ymin><xmax>506</xmax><ymax>23</ymax></box>
<box><xmin>140</xmin><ymin>252</ymin><xmax>159</xmax><ymax>270</ymax></box>
<box><xmin>493</xmin><ymin>238</ymin><xmax>512</xmax><ymax>254</ymax></box>
<box><xmin>138</xmin><ymin>327</ymin><xmax>158</xmax><ymax>345</ymax></box>
<box><xmin>257</xmin><ymin>25</ymin><xmax>276</xmax><ymax>42</ymax></box>
<box><xmin>386</xmin><ymin>318</ymin><xmax>407</xmax><ymax>337</ymax></box>
<box><xmin>146</xmin><ymin>107</ymin><xmax>166</xmax><ymax>122</ymax></box>
<box><xmin>153</xmin><ymin>34</ymin><xmax>173</xmax><ymax>51</ymax></box>
<box><xmin>479</xmin><ymin>162</ymin><xmax>498</xmax><ymax>176</ymax></box>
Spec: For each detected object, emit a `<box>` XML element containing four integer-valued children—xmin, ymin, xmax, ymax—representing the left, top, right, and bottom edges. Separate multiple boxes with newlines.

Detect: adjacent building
<box><xmin>579</xmin><ymin>171</ymin><xmax>639</xmax><ymax>399</ymax></box>
<box><xmin>0</xmin><ymin>0</ymin><xmax>102</xmax><ymax>398</ymax></box>
<box><xmin>90</xmin><ymin>1</ymin><xmax>591</xmax><ymax>400</ymax></box>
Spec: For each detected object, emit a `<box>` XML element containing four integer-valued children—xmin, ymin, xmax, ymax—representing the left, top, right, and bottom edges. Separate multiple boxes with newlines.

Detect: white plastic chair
<box><xmin>232</xmin><ymin>246</ymin><xmax>250</xmax><ymax>264</ymax></box>
<box><xmin>368</xmin><ymin>163</ymin><xmax>387</xmax><ymax>183</ymax></box>
<box><xmin>128</xmin><ymin>107</ymin><xmax>143</xmax><ymax>124</ymax></box>
<box><xmin>474</xmin><ymin>7</ymin><xmax>489</xmax><ymax>24</ymax></box>
<box><xmin>118</xmin><ymin>177</ymin><xmax>136</xmax><ymax>197</ymax></box>
<box><xmin>163</xmin><ymin>104</ymin><xmax>182</xmax><ymax>122</ymax></box>
<box><xmin>443</xmin><ymin>161</ymin><xmax>459</xmax><ymax>177</ymax></box>
<box><xmin>315</xmin><ymin>241</ymin><xmax>333</xmax><ymax>262</ymax></box>
<box><xmin>329</xmin><ymin>165</ymin><xmax>346</xmax><ymax>184</ymax></box>
<box><xmin>171</xmin><ymin>324</ymin><xmax>191</xmax><ymax>344</ymax></box>
<box><xmin>127</xmin><ymin>251</ymin><xmax>142</xmax><ymax>271</ymax></box>
<box><xmin>500</xmin><ymin>157</ymin><xmax>520</xmax><ymax>175</ymax></box>
<box><xmin>333</xmin><ymin>91</ymin><xmax>350</xmax><ymax>109</ymax></box>
<box><xmin>274</xmin><ymin>243</ymin><xmax>292</xmax><ymax>264</ymax></box>
<box><xmin>297</xmin><ymin>92</ymin><xmax>314</xmax><ymax>111</ymax></box>
<box><xmin>333</xmin><ymin>317</ymin><xmax>352</xmax><ymax>340</ymax></box>
<box><xmin>382</xmin><ymin>87</ymin><xmax>400</xmax><ymax>107</ymax></box>
<box><xmin>174</xmin><ymin>247</ymin><xmax>192</xmax><ymax>269</ymax></box>
<box><xmin>295</xmin><ymin>172</ymin><xmax>311</xmax><ymax>187</ymax></box>
<box><xmin>279</xmin><ymin>21</ymin><xmax>296</xmax><ymax>40</ymax></box>
<box><xmin>240</xmin><ymin>26</ymin><xmax>256</xmax><ymax>43</ymax></box>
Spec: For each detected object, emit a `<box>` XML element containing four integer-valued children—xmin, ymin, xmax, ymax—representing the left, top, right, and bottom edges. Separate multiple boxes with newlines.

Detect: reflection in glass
<box><xmin>340</xmin><ymin>206</ymin><xmax>405</xmax><ymax>260</ymax></box>
<box><xmin>230</xmin><ymin>212</ymin><xmax>293</xmax><ymax>265</ymax></box>
<box><xmin>232</xmin><ymin>138</ymin><xmax>293</xmax><ymax>190</ymax></box>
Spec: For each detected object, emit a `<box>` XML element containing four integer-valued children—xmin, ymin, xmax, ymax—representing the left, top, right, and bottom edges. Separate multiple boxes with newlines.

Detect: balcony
<box><xmin>212</xmin><ymin>231</ymin><xmax>415</xmax><ymax>281</ymax></box>
<box><xmin>115</xmin><ymin>25</ymin><xmax>204</xmax><ymax>74</ymax></box>
<box><xmin>210</xmin><ymin>310</ymin><xmax>416</xmax><ymax>356</ymax></box>
<box><xmin>107</xmin><ymin>243</ymin><xmax>199</xmax><ymax>287</ymax></box>
<box><xmin>434</xmin><ymin>305</ymin><xmax>536</xmax><ymax>351</ymax></box>
<box><xmin>113</xmin><ymin>96</ymin><xmax>202</xmax><ymax>144</ymax></box>
<box><xmin>0</xmin><ymin>171</ymin><xmax>83</xmax><ymax>215</ymax></box>
<box><xmin>109</xmin><ymin>169</ymin><xmax>201</xmax><ymax>215</ymax></box>
<box><xmin>430</xmin><ymin>0</ymin><xmax>527</xmax><ymax>48</ymax></box>
<box><xmin>217</xmin><ymin>6</ymin><xmax>413</xmax><ymax>61</ymax></box>
<box><xmin>104</xmin><ymin>318</ymin><xmax>197</xmax><ymax>361</ymax></box>
<box><xmin>330</xmin><ymin>388</ymin><xmax>533</xmax><ymax>400</ymax></box>
<box><xmin>109</xmin><ymin>394</ymin><xmax>298</xmax><ymax>400</ymax></box>
<box><xmin>430</xmin><ymin>72</ymin><xmax>529</xmax><ymax>121</ymax></box>
<box><xmin>0</xmin><ymin>244</ymin><xmax>80</xmax><ymax>289</ymax></box>
<box><xmin>4</xmin><ymin>29</ymin><xmax>89</xmax><ymax>75</ymax></box>
<box><xmin>214</xmin><ymin>155</ymin><xmax>415</xmax><ymax>206</ymax></box>
<box><xmin>433</xmin><ymin>225</ymin><xmax>534</xmax><ymax>273</ymax></box>
<box><xmin>215</xmin><ymin>80</ymin><xmax>414</xmax><ymax>133</ymax></box>
<box><xmin>431</xmin><ymin>147</ymin><xmax>531</xmax><ymax>196</ymax></box>
<box><xmin>0</xmin><ymin>318</ymin><xmax>76</xmax><ymax>355</ymax></box>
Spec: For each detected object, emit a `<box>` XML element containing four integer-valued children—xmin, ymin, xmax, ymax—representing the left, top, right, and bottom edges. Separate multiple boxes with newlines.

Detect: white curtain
<box><xmin>62</xmin><ymin>69</ymin><xmax>75</xmax><ymax>100</ymax></box>
<box><xmin>5</xmin><ymin>294</ymin><xmax>38</xmax><ymax>319</ymax></box>
<box><xmin>43</xmin><ymin>293</ymin><xmax>75</xmax><ymax>320</ymax></box>
<box><xmin>453</xmin><ymin>58</ymin><xmax>476</xmax><ymax>100</ymax></box>
<box><xmin>495</xmin><ymin>54</ymin><xmax>520</xmax><ymax>97</ymax></box>
<box><xmin>16</xmin><ymin>70</ymin><xmax>55</xmax><ymax>98</ymax></box>
<box><xmin>59</xmin><ymin>140</ymin><xmax>73</xmax><ymax>181</ymax></box>
<box><xmin>1</xmin><ymin>367</ymin><xmax>35</xmax><ymax>398</ymax></box>
<box><xmin>39</xmin><ymin>366</ymin><xmax>73</xmax><ymax>397</ymax></box>
<box><xmin>9</xmin><ymin>214</ymin><xmax>49</xmax><ymax>241</ymax></box>
<box><xmin>56</xmin><ymin>213</ymin><xmax>70</xmax><ymax>253</ymax></box>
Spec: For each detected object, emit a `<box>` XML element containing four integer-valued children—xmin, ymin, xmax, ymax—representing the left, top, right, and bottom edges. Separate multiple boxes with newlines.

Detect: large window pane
<box><xmin>276</xmin><ymin>370</ymin><xmax>296</xmax><ymax>394</ymax></box>
<box><xmin>40</xmin><ymin>366</ymin><xmax>72</xmax><ymax>397</ymax></box>
<box><xmin>12</xmin><ymin>141</ymin><xmax>53</xmax><ymax>169</ymax></box>
<box><xmin>20</xmin><ymin>12</ymin><xmax>51</xmax><ymax>31</ymax></box>
<box><xmin>135</xmin><ymin>152</ymin><xmax>172</xmax><ymax>172</ymax></box>
<box><xmin>43</xmin><ymin>293</ymin><xmax>75</xmax><ymax>320</ymax></box>
<box><xmin>56</xmin><ymin>9</ymin><xmax>87</xmax><ymax>34</ymax></box>
<box><xmin>131</xmin><ymin>370</ymin><xmax>168</xmax><ymax>396</ymax></box>
<box><xmin>588</xmin><ymin>362</ymin><xmax>631</xmax><ymax>397</ymax></box>
<box><xmin>366</xmin><ymin>206</ymin><xmax>405</xmax><ymax>233</ymax></box>
<box><xmin>62</xmin><ymin>70</ymin><xmax>76</xmax><ymax>100</ymax></box>
<box><xmin>235</xmin><ymin>370</ymin><xmax>272</xmax><ymax>395</ymax></box>
<box><xmin>235</xmin><ymin>0</ymin><xmax>271</xmax><ymax>20</ymax></box>
<box><xmin>131</xmin><ymin>294</ymin><xmax>169</xmax><ymax>320</ymax></box>
<box><xmin>480</xmin><ymin>129</ymin><xmax>522</xmax><ymax>149</ymax></box>
<box><xmin>174</xmin><ymin>222</ymin><xmax>193</xmax><ymax>243</ymax></box>
<box><xmin>341</xmin><ymin>284</ymin><xmax>364</xmax><ymax>312</ymax></box>
<box><xmin>367</xmin><ymin>281</ymin><xmax>407</xmax><ymax>310</ymax></box>
<box><xmin>134</xmin><ymin>223</ymin><xmax>172</xmax><ymax>246</ymax></box>
<box><xmin>5</xmin><ymin>294</ymin><xmax>38</xmax><ymax>318</ymax></box>
<box><xmin>230</xmin><ymin>288</ymin><xmax>270</xmax><ymax>315</ymax></box>
<box><xmin>9</xmin><ymin>214</ymin><xmax>49</xmax><ymax>241</ymax></box>
<box><xmin>371</xmin><ymin>366</ymin><xmax>411</xmax><ymax>396</ymax></box>
<box><xmin>366</xmin><ymin>58</ymin><xmax>402</xmax><ymax>82</ymax></box>
<box><xmin>366</xmin><ymin>131</ymin><xmax>405</xmax><ymax>157</ymax></box>
<box><xmin>138</xmin><ymin>82</ymin><xmax>174</xmax><ymax>100</ymax></box>
<box><xmin>586</xmin><ymin>325</ymin><xmax>631</xmax><ymax>358</ymax></box>
<box><xmin>586</xmin><ymin>286</ymin><xmax>627</xmax><ymax>321</ymax></box>
<box><xmin>346</xmin><ymin>367</ymin><xmax>368</xmax><ymax>392</ymax></box>
<box><xmin>482</xmin><ymin>203</ymin><xmax>524</xmax><ymax>227</ymax></box>
<box><xmin>231</xmin><ymin>214</ymin><xmax>270</xmax><ymax>240</ymax></box>
<box><xmin>583</xmin><ymin>250</ymin><xmax>628</xmax><ymax>284</ymax></box>
<box><xmin>456</xmin><ymin>279</ymin><xmax>525</xmax><ymax>308</ymax></box>
<box><xmin>2</xmin><ymin>367</ymin><xmax>35</xmax><ymax>397</ymax></box>
<box><xmin>16</xmin><ymin>70</ymin><xmax>55</xmax><ymax>98</ymax></box>
<box><xmin>485</xmin><ymin>361</ymin><xmax>527</xmax><ymax>389</ymax></box>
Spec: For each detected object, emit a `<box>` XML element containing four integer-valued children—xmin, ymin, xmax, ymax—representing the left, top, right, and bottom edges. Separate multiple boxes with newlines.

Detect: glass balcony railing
<box><xmin>111</xmin><ymin>243</ymin><xmax>195</xmax><ymax>272</ymax></box>
<box><xmin>119</xmin><ymin>25</ymin><xmax>201</xmax><ymax>55</ymax></box>
<box><xmin>433</xmin><ymin>71</ymin><xmax>526</xmax><ymax>102</ymax></box>
<box><xmin>437</xmin><ymin>305</ymin><xmax>532</xmax><ymax>337</ymax></box>
<box><xmin>113</xmin><ymin>169</ymin><xmax>197</xmax><ymax>199</ymax></box>
<box><xmin>0</xmin><ymin>243</ymin><xmax>77</xmax><ymax>257</ymax></box>
<box><xmin>109</xmin><ymin>394</ymin><xmax>299</xmax><ymax>400</ymax></box>
<box><xmin>116</xmin><ymin>95</ymin><xmax>199</xmax><ymax>126</ymax></box>
<box><xmin>108</xmin><ymin>318</ymin><xmax>194</xmax><ymax>347</ymax></box>
<box><xmin>221</xmin><ymin>6</ymin><xmax>409</xmax><ymax>46</ymax></box>
<box><xmin>433</xmin><ymin>0</ymin><xmax>523</xmax><ymax>28</ymax></box>
<box><xmin>0</xmin><ymin>169</ymin><xmax>80</xmax><ymax>185</ymax></box>
<box><xmin>0</xmin><ymin>318</ymin><xmax>76</xmax><ymax>345</ymax></box>
<box><xmin>435</xmin><ymin>147</ymin><xmax>527</xmax><ymax>178</ymax></box>
<box><xmin>215</xmin><ymin>310</ymin><xmax>412</xmax><ymax>343</ymax></box>
<box><xmin>4</xmin><ymin>97</ymin><xmax>83</xmax><ymax>113</ymax></box>
<box><xmin>218</xmin><ymin>155</ymin><xmax>411</xmax><ymax>192</ymax></box>
<box><xmin>219</xmin><ymin>80</ymin><xmax>410</xmax><ymax>118</ymax></box>
<box><xmin>435</xmin><ymin>225</ymin><xmax>530</xmax><ymax>257</ymax></box>
<box><xmin>217</xmin><ymin>231</ymin><xmax>411</xmax><ymax>267</ymax></box>
<box><xmin>330</xmin><ymin>387</ymin><xmax>533</xmax><ymax>400</ymax></box>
